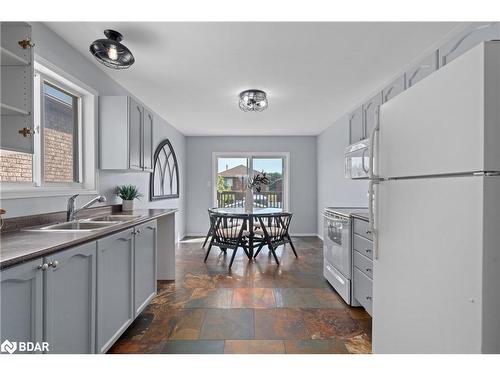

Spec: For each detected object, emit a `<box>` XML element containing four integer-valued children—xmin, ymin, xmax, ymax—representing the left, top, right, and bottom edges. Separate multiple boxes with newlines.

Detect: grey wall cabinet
<box><xmin>99</xmin><ymin>96</ymin><xmax>154</xmax><ymax>172</ymax></box>
<box><xmin>382</xmin><ymin>75</ymin><xmax>406</xmax><ymax>103</ymax></box>
<box><xmin>439</xmin><ymin>22</ymin><xmax>500</xmax><ymax>67</ymax></box>
<box><xmin>143</xmin><ymin>108</ymin><xmax>154</xmax><ymax>172</ymax></box>
<box><xmin>44</xmin><ymin>242</ymin><xmax>97</xmax><ymax>354</ymax></box>
<box><xmin>96</xmin><ymin>228</ymin><xmax>135</xmax><ymax>354</ymax></box>
<box><xmin>348</xmin><ymin>106</ymin><xmax>364</xmax><ymax>144</ymax></box>
<box><xmin>128</xmin><ymin>97</ymin><xmax>143</xmax><ymax>170</ymax></box>
<box><xmin>0</xmin><ymin>258</ymin><xmax>43</xmax><ymax>347</ymax></box>
<box><xmin>0</xmin><ymin>22</ymin><xmax>34</xmax><ymax>153</ymax></box>
<box><xmin>405</xmin><ymin>51</ymin><xmax>439</xmax><ymax>89</ymax></box>
<box><xmin>363</xmin><ymin>93</ymin><xmax>383</xmax><ymax>139</ymax></box>
<box><xmin>134</xmin><ymin>221</ymin><xmax>157</xmax><ymax>316</ymax></box>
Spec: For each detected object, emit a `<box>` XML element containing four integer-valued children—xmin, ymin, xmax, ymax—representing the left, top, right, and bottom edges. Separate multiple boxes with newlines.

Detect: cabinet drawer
<box><xmin>353</xmin><ymin>219</ymin><xmax>372</xmax><ymax>240</ymax></box>
<box><xmin>353</xmin><ymin>267</ymin><xmax>373</xmax><ymax>316</ymax></box>
<box><xmin>353</xmin><ymin>250</ymin><xmax>373</xmax><ymax>279</ymax></box>
<box><xmin>353</xmin><ymin>233</ymin><xmax>373</xmax><ymax>260</ymax></box>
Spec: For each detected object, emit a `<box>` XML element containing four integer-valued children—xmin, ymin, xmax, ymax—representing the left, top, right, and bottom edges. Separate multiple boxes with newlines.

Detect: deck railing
<box><xmin>217</xmin><ymin>191</ymin><xmax>283</xmax><ymax>208</ymax></box>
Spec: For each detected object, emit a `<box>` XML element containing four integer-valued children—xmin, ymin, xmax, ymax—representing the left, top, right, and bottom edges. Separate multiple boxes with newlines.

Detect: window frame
<box><xmin>212</xmin><ymin>151</ymin><xmax>290</xmax><ymax>210</ymax></box>
<box><xmin>0</xmin><ymin>56</ymin><xmax>98</xmax><ymax>199</ymax></box>
<box><xmin>38</xmin><ymin>74</ymin><xmax>82</xmax><ymax>187</ymax></box>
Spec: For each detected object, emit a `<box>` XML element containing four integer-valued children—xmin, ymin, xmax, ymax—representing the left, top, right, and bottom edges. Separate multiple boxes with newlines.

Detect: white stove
<box><xmin>323</xmin><ymin>207</ymin><xmax>367</xmax><ymax>305</ymax></box>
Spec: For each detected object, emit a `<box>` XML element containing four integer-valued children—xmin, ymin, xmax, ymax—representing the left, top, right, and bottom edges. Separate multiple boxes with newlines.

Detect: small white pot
<box><xmin>122</xmin><ymin>200</ymin><xmax>134</xmax><ymax>211</ymax></box>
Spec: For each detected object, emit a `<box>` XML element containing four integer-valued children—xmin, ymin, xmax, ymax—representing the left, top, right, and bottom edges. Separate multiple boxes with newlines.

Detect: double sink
<box><xmin>24</xmin><ymin>214</ymin><xmax>143</xmax><ymax>233</ymax></box>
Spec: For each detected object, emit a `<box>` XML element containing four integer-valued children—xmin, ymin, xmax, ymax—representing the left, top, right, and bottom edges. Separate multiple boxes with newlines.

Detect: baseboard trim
<box><xmin>290</xmin><ymin>233</ymin><xmax>320</xmax><ymax>237</ymax></box>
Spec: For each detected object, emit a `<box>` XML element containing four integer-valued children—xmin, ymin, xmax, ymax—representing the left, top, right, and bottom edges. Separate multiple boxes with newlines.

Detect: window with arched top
<box><xmin>150</xmin><ymin>139</ymin><xmax>179</xmax><ymax>200</ymax></box>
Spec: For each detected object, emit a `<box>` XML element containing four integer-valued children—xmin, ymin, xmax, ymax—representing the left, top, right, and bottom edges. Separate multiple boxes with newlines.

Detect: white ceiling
<box><xmin>45</xmin><ymin>22</ymin><xmax>460</xmax><ymax>136</ymax></box>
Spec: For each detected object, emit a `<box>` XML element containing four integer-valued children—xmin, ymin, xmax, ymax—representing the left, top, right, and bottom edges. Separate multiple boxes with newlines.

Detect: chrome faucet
<box><xmin>67</xmin><ymin>194</ymin><xmax>107</xmax><ymax>222</ymax></box>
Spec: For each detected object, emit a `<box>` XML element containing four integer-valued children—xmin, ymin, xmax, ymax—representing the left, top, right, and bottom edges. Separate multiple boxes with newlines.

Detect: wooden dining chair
<box><xmin>253</xmin><ymin>213</ymin><xmax>297</xmax><ymax>265</ymax></box>
<box><xmin>204</xmin><ymin>214</ymin><xmax>251</xmax><ymax>268</ymax></box>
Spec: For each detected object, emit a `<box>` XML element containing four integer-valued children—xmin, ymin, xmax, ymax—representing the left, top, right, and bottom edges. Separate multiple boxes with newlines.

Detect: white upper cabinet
<box><xmin>99</xmin><ymin>96</ymin><xmax>154</xmax><ymax>172</ymax></box>
<box><xmin>349</xmin><ymin>106</ymin><xmax>364</xmax><ymax>144</ymax></box>
<box><xmin>439</xmin><ymin>22</ymin><xmax>500</xmax><ymax>67</ymax></box>
<box><xmin>0</xmin><ymin>22</ymin><xmax>34</xmax><ymax>153</ymax></box>
<box><xmin>382</xmin><ymin>75</ymin><xmax>406</xmax><ymax>103</ymax></box>
<box><xmin>405</xmin><ymin>51</ymin><xmax>439</xmax><ymax>89</ymax></box>
<box><xmin>363</xmin><ymin>92</ymin><xmax>383</xmax><ymax>139</ymax></box>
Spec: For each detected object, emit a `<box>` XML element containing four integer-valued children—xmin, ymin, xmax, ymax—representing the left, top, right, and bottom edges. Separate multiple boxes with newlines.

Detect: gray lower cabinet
<box><xmin>352</xmin><ymin>218</ymin><xmax>373</xmax><ymax>317</ymax></box>
<box><xmin>134</xmin><ymin>221</ymin><xmax>157</xmax><ymax>316</ymax></box>
<box><xmin>44</xmin><ymin>242</ymin><xmax>96</xmax><ymax>354</ymax></box>
<box><xmin>96</xmin><ymin>228</ymin><xmax>135</xmax><ymax>354</ymax></box>
<box><xmin>0</xmin><ymin>258</ymin><xmax>43</xmax><ymax>348</ymax></box>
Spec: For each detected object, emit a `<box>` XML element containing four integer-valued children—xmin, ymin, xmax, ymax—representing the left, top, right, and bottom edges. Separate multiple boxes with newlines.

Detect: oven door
<box><xmin>323</xmin><ymin>213</ymin><xmax>352</xmax><ymax>279</ymax></box>
<box><xmin>345</xmin><ymin>139</ymin><xmax>370</xmax><ymax>179</ymax></box>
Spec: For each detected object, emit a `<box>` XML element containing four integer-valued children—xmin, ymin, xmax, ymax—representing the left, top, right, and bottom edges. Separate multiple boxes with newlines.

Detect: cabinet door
<box><xmin>1</xmin><ymin>22</ymin><xmax>34</xmax><ymax>153</ymax></box>
<box><xmin>349</xmin><ymin>106</ymin><xmax>364</xmax><ymax>144</ymax></box>
<box><xmin>0</xmin><ymin>259</ymin><xmax>43</xmax><ymax>349</ymax></box>
<box><xmin>44</xmin><ymin>242</ymin><xmax>96</xmax><ymax>354</ymax></box>
<box><xmin>405</xmin><ymin>51</ymin><xmax>438</xmax><ymax>89</ymax></box>
<box><xmin>134</xmin><ymin>221</ymin><xmax>157</xmax><ymax>316</ymax></box>
<box><xmin>1</xmin><ymin>22</ymin><xmax>32</xmax><ymax>64</ymax></box>
<box><xmin>128</xmin><ymin>97</ymin><xmax>143</xmax><ymax>170</ymax></box>
<box><xmin>143</xmin><ymin>108</ymin><xmax>154</xmax><ymax>172</ymax></box>
<box><xmin>382</xmin><ymin>75</ymin><xmax>406</xmax><ymax>103</ymax></box>
<box><xmin>363</xmin><ymin>92</ymin><xmax>383</xmax><ymax>139</ymax></box>
<box><xmin>96</xmin><ymin>229</ymin><xmax>134</xmax><ymax>353</ymax></box>
<box><xmin>439</xmin><ymin>22</ymin><xmax>500</xmax><ymax>67</ymax></box>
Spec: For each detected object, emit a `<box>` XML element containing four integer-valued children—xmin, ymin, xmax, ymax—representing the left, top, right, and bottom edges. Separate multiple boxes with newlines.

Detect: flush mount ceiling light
<box><xmin>239</xmin><ymin>89</ymin><xmax>268</xmax><ymax>112</ymax></box>
<box><xmin>89</xmin><ymin>29</ymin><xmax>135</xmax><ymax>70</ymax></box>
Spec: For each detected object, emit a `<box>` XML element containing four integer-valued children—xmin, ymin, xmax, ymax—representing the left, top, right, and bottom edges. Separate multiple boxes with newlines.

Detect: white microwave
<box><xmin>344</xmin><ymin>138</ymin><xmax>370</xmax><ymax>179</ymax></box>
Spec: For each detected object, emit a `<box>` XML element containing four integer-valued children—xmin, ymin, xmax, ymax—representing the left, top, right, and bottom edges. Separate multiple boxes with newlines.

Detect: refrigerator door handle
<box><xmin>369</xmin><ymin>108</ymin><xmax>380</xmax><ymax>180</ymax></box>
<box><xmin>368</xmin><ymin>108</ymin><xmax>380</xmax><ymax>259</ymax></box>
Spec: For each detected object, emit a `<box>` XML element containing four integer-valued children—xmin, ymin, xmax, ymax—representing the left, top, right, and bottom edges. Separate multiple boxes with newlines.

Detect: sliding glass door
<box><xmin>214</xmin><ymin>153</ymin><xmax>288</xmax><ymax>209</ymax></box>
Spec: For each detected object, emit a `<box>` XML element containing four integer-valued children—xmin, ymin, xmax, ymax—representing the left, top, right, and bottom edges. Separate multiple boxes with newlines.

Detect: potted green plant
<box><xmin>116</xmin><ymin>185</ymin><xmax>142</xmax><ymax>211</ymax></box>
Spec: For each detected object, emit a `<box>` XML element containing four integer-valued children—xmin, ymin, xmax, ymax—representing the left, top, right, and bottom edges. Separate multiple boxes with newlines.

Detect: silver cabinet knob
<box><xmin>366</xmin><ymin>296</ymin><xmax>372</xmax><ymax>300</ymax></box>
<box><xmin>49</xmin><ymin>260</ymin><xmax>59</xmax><ymax>268</ymax></box>
<box><xmin>366</xmin><ymin>268</ymin><xmax>372</xmax><ymax>272</ymax></box>
<box><xmin>365</xmin><ymin>249</ymin><xmax>372</xmax><ymax>253</ymax></box>
<box><xmin>37</xmin><ymin>263</ymin><xmax>49</xmax><ymax>271</ymax></box>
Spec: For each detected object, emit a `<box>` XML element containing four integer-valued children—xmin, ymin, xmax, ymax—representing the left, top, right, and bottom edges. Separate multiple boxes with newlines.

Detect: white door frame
<box><xmin>212</xmin><ymin>151</ymin><xmax>290</xmax><ymax>210</ymax></box>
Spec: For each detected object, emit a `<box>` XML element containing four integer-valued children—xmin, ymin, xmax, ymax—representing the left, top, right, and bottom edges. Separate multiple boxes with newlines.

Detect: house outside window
<box><xmin>0</xmin><ymin>58</ymin><xmax>97</xmax><ymax>198</ymax></box>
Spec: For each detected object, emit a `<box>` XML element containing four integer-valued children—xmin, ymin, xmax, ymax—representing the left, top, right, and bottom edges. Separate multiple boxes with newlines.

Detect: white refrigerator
<box><xmin>370</xmin><ymin>42</ymin><xmax>500</xmax><ymax>353</ymax></box>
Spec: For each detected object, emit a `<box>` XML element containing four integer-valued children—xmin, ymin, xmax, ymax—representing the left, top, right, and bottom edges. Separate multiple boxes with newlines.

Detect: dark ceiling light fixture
<box><xmin>89</xmin><ymin>29</ymin><xmax>135</xmax><ymax>70</ymax></box>
<box><xmin>239</xmin><ymin>89</ymin><xmax>268</xmax><ymax>112</ymax></box>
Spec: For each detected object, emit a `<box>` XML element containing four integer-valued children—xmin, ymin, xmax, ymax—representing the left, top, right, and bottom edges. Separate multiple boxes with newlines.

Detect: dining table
<box><xmin>208</xmin><ymin>207</ymin><xmax>286</xmax><ymax>257</ymax></box>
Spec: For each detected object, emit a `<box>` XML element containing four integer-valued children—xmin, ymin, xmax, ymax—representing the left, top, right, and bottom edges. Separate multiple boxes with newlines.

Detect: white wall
<box><xmin>185</xmin><ymin>136</ymin><xmax>317</xmax><ymax>236</ymax></box>
<box><xmin>316</xmin><ymin>114</ymin><xmax>369</xmax><ymax>237</ymax></box>
<box><xmin>0</xmin><ymin>23</ymin><xmax>186</xmax><ymax>240</ymax></box>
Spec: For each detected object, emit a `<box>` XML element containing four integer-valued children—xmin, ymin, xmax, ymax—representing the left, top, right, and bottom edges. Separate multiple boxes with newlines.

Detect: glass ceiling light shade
<box><xmin>239</xmin><ymin>89</ymin><xmax>268</xmax><ymax>112</ymax></box>
<box><xmin>89</xmin><ymin>29</ymin><xmax>135</xmax><ymax>70</ymax></box>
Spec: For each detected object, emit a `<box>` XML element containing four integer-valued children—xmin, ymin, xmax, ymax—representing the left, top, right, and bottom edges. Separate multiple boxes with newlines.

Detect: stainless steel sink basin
<box><xmin>24</xmin><ymin>221</ymin><xmax>117</xmax><ymax>232</ymax></box>
<box><xmin>84</xmin><ymin>215</ymin><xmax>141</xmax><ymax>222</ymax></box>
<box><xmin>22</xmin><ymin>214</ymin><xmax>143</xmax><ymax>233</ymax></box>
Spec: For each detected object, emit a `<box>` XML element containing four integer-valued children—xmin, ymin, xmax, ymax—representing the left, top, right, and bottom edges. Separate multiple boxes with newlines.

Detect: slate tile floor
<box><xmin>109</xmin><ymin>236</ymin><xmax>372</xmax><ymax>354</ymax></box>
